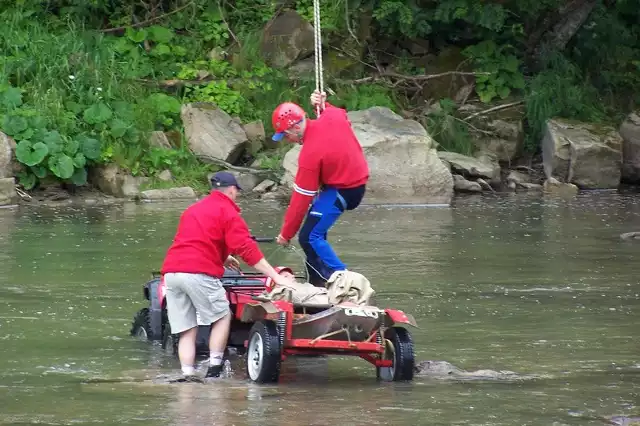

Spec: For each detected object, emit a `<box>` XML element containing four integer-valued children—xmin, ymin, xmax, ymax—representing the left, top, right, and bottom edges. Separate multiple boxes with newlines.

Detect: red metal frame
<box><xmin>239</xmin><ymin>299</ymin><xmax>417</xmax><ymax>368</ymax></box>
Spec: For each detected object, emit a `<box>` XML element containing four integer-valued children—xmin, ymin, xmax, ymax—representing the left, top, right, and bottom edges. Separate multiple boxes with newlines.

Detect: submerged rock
<box><xmin>414</xmin><ymin>360</ymin><xmax>544</xmax><ymax>381</ymax></box>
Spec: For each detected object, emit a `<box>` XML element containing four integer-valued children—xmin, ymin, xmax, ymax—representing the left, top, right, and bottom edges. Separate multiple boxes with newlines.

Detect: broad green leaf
<box><xmin>110</xmin><ymin>119</ymin><xmax>129</xmax><ymax>138</ymax></box>
<box><xmin>19</xmin><ymin>128</ymin><xmax>34</xmax><ymax>140</ymax></box>
<box><xmin>125</xmin><ymin>27</ymin><xmax>147</xmax><ymax>43</ymax></box>
<box><xmin>152</xmin><ymin>43</ymin><xmax>172</xmax><ymax>56</ymax></box>
<box><xmin>29</xmin><ymin>114</ymin><xmax>47</xmax><ymax>130</ymax></box>
<box><xmin>2</xmin><ymin>87</ymin><xmax>23</xmax><ymax>109</ymax></box>
<box><xmin>79</xmin><ymin>136</ymin><xmax>101</xmax><ymax>161</ymax></box>
<box><xmin>48</xmin><ymin>153</ymin><xmax>75</xmax><ymax>179</ymax></box>
<box><xmin>18</xmin><ymin>172</ymin><xmax>36</xmax><ymax>190</ymax></box>
<box><xmin>15</xmin><ymin>140</ymin><xmax>49</xmax><ymax>166</ymax></box>
<box><xmin>30</xmin><ymin>165</ymin><xmax>47</xmax><ymax>179</ymax></box>
<box><xmin>2</xmin><ymin>115</ymin><xmax>28</xmax><ymax>136</ymax></box>
<box><xmin>83</xmin><ymin>103</ymin><xmax>113</xmax><ymax>125</ymax></box>
<box><xmin>503</xmin><ymin>56</ymin><xmax>520</xmax><ymax>73</ymax></box>
<box><xmin>148</xmin><ymin>25</ymin><xmax>173</xmax><ymax>44</ymax></box>
<box><xmin>497</xmin><ymin>86</ymin><xmax>511</xmax><ymax>99</ymax></box>
<box><xmin>69</xmin><ymin>167</ymin><xmax>88</xmax><ymax>186</ymax></box>
<box><xmin>510</xmin><ymin>73</ymin><xmax>526</xmax><ymax>89</ymax></box>
<box><xmin>64</xmin><ymin>137</ymin><xmax>80</xmax><ymax>155</ymax></box>
<box><xmin>43</xmin><ymin>130</ymin><xmax>64</xmax><ymax>154</ymax></box>
<box><xmin>73</xmin><ymin>152</ymin><xmax>86</xmax><ymax>168</ymax></box>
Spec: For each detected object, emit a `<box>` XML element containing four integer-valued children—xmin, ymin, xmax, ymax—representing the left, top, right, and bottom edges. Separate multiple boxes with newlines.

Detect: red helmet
<box><xmin>272</xmin><ymin>102</ymin><xmax>305</xmax><ymax>141</ymax></box>
<box><xmin>265</xmin><ymin>266</ymin><xmax>294</xmax><ymax>292</ymax></box>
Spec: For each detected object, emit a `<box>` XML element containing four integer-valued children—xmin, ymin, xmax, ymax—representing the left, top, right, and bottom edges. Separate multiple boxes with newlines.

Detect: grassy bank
<box><xmin>0</xmin><ymin>0</ymin><xmax>638</xmax><ymax>192</ymax></box>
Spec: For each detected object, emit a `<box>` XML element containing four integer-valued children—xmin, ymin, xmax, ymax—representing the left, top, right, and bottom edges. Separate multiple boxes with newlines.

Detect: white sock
<box><xmin>210</xmin><ymin>351</ymin><xmax>224</xmax><ymax>366</ymax></box>
<box><xmin>181</xmin><ymin>364</ymin><xmax>195</xmax><ymax>375</ymax></box>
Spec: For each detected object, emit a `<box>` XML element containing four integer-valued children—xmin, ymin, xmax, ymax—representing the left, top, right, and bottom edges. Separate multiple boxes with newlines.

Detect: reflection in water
<box><xmin>0</xmin><ymin>192</ymin><xmax>639</xmax><ymax>425</ymax></box>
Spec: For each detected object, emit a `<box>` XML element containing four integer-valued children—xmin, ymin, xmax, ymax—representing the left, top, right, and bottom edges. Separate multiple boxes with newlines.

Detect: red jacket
<box><xmin>161</xmin><ymin>191</ymin><xmax>264</xmax><ymax>278</ymax></box>
<box><xmin>280</xmin><ymin>103</ymin><xmax>369</xmax><ymax>241</ymax></box>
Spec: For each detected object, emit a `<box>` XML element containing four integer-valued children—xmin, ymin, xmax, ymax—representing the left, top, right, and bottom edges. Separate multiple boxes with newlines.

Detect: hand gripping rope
<box><xmin>313</xmin><ymin>0</ymin><xmax>325</xmax><ymax>116</ymax></box>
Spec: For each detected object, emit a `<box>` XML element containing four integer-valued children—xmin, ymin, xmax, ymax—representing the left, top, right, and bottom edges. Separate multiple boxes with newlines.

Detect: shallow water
<box><xmin>0</xmin><ymin>192</ymin><xmax>638</xmax><ymax>425</ymax></box>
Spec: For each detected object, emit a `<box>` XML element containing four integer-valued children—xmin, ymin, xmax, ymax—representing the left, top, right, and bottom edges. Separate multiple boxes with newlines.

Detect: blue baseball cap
<box><xmin>210</xmin><ymin>171</ymin><xmax>243</xmax><ymax>190</ymax></box>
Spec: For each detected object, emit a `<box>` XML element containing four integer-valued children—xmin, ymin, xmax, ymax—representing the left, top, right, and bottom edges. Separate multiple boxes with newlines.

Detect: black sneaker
<box><xmin>205</xmin><ymin>365</ymin><xmax>223</xmax><ymax>378</ymax></box>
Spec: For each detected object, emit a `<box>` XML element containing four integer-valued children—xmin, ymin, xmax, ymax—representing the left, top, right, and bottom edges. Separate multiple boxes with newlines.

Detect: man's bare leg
<box><xmin>206</xmin><ymin>312</ymin><xmax>231</xmax><ymax>377</ymax></box>
<box><xmin>178</xmin><ymin>326</ymin><xmax>198</xmax><ymax>374</ymax></box>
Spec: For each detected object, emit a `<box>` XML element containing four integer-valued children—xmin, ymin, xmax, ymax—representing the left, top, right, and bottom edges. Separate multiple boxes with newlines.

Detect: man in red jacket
<box><xmin>271</xmin><ymin>90</ymin><xmax>369</xmax><ymax>286</ymax></box>
<box><xmin>161</xmin><ymin>171</ymin><xmax>294</xmax><ymax>382</ymax></box>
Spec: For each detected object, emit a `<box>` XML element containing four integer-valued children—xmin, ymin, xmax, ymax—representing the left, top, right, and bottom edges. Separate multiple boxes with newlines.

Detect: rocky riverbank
<box><xmin>2</xmin><ymin>105</ymin><xmax>640</xmax><ymax>207</ymax></box>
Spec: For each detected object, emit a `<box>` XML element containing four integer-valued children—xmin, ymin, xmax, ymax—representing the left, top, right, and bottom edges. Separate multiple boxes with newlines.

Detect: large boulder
<box><xmin>181</xmin><ymin>102</ymin><xmax>248</xmax><ymax>164</ymax></box>
<box><xmin>438</xmin><ymin>151</ymin><xmax>500</xmax><ymax>181</ymax></box>
<box><xmin>541</xmin><ymin>118</ymin><xmax>623</xmax><ymax>189</ymax></box>
<box><xmin>0</xmin><ymin>131</ymin><xmax>13</xmax><ymax>178</ymax></box>
<box><xmin>619</xmin><ymin>111</ymin><xmax>640</xmax><ymax>183</ymax></box>
<box><xmin>89</xmin><ymin>164</ymin><xmax>148</xmax><ymax>198</ymax></box>
<box><xmin>260</xmin><ymin>10</ymin><xmax>315</xmax><ymax>68</ymax></box>
<box><xmin>282</xmin><ymin>107</ymin><xmax>454</xmax><ymax>204</ymax></box>
<box><xmin>0</xmin><ymin>177</ymin><xmax>16</xmax><ymax>205</ymax></box>
<box><xmin>457</xmin><ymin>102</ymin><xmax>525</xmax><ymax>162</ymax></box>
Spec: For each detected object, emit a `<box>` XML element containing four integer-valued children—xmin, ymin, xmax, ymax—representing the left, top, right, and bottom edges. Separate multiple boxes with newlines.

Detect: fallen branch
<box><xmin>462</xmin><ymin>100</ymin><xmax>525</xmax><ymax>122</ymax></box>
<box><xmin>100</xmin><ymin>2</ymin><xmax>194</xmax><ymax>33</ymax></box>
<box><xmin>196</xmin><ymin>155</ymin><xmax>275</xmax><ymax>176</ymax></box>
<box><xmin>352</xmin><ymin>70</ymin><xmax>490</xmax><ymax>85</ymax></box>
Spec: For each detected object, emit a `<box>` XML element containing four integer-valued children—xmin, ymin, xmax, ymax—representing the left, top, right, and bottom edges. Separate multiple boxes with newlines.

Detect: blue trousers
<box><xmin>298</xmin><ymin>185</ymin><xmax>366</xmax><ymax>286</ymax></box>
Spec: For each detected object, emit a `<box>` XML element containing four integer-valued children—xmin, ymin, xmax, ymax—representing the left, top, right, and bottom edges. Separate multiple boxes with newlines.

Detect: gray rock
<box><xmin>253</xmin><ymin>179</ymin><xmax>276</xmax><ymax>193</ymax></box>
<box><xmin>414</xmin><ymin>360</ymin><xmax>544</xmax><ymax>382</ymax></box>
<box><xmin>543</xmin><ymin>176</ymin><xmax>578</xmax><ymax>196</ymax></box>
<box><xmin>148</xmin><ymin>131</ymin><xmax>172</xmax><ymax>149</ymax></box>
<box><xmin>157</xmin><ymin>169</ymin><xmax>173</xmax><ymax>182</ymax></box>
<box><xmin>181</xmin><ymin>102</ymin><xmax>249</xmax><ymax>165</ymax></box>
<box><xmin>0</xmin><ymin>177</ymin><xmax>16</xmax><ymax>206</ymax></box>
<box><xmin>438</xmin><ymin>151</ymin><xmax>500</xmax><ymax>180</ymax></box>
<box><xmin>283</xmin><ymin>106</ymin><xmax>454</xmax><ymax>204</ymax></box>
<box><xmin>89</xmin><ymin>164</ymin><xmax>148</xmax><ymax>198</ymax></box>
<box><xmin>0</xmin><ymin>131</ymin><xmax>12</xmax><ymax>179</ymax></box>
<box><xmin>620</xmin><ymin>111</ymin><xmax>640</xmax><ymax>183</ymax></box>
<box><xmin>260</xmin><ymin>10</ymin><xmax>315</xmax><ymax>68</ymax></box>
<box><xmin>140</xmin><ymin>187</ymin><xmax>196</xmax><ymax>200</ymax></box>
<box><xmin>453</xmin><ymin>174</ymin><xmax>482</xmax><ymax>193</ymax></box>
<box><xmin>542</xmin><ymin>118</ymin><xmax>622</xmax><ymax>189</ymax></box>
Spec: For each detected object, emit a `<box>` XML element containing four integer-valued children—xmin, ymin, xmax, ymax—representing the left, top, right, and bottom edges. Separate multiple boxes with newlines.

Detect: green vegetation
<box><xmin>0</xmin><ymin>0</ymin><xmax>638</xmax><ymax>192</ymax></box>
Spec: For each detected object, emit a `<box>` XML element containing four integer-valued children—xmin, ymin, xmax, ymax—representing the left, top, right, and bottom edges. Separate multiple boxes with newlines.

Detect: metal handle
<box><xmin>251</xmin><ymin>236</ymin><xmax>275</xmax><ymax>243</ymax></box>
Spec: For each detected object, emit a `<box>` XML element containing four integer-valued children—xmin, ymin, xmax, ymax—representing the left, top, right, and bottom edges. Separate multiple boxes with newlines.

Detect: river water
<box><xmin>0</xmin><ymin>192</ymin><xmax>638</xmax><ymax>425</ymax></box>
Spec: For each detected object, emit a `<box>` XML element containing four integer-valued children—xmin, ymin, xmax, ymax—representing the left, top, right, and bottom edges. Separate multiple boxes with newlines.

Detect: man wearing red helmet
<box><xmin>271</xmin><ymin>90</ymin><xmax>369</xmax><ymax>287</ymax></box>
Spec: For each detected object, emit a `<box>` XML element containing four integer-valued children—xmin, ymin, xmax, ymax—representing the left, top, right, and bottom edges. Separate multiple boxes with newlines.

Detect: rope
<box><xmin>313</xmin><ymin>0</ymin><xmax>324</xmax><ymax>116</ymax></box>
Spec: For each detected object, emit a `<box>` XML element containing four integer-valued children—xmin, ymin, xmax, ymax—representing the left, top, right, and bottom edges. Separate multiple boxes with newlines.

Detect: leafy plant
<box><xmin>462</xmin><ymin>40</ymin><xmax>526</xmax><ymax>103</ymax></box>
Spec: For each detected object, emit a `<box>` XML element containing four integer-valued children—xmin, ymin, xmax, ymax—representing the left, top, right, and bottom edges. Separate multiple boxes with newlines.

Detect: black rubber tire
<box><xmin>161</xmin><ymin>322</ymin><xmax>179</xmax><ymax>359</ymax></box>
<box><xmin>245</xmin><ymin>320</ymin><xmax>282</xmax><ymax>383</ymax></box>
<box><xmin>130</xmin><ymin>308</ymin><xmax>152</xmax><ymax>341</ymax></box>
<box><xmin>376</xmin><ymin>326</ymin><xmax>415</xmax><ymax>382</ymax></box>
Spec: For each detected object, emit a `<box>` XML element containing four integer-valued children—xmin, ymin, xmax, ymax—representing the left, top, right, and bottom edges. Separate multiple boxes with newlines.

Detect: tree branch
<box><xmin>462</xmin><ymin>100</ymin><xmax>524</xmax><ymax>122</ymax></box>
<box><xmin>351</xmin><ymin>70</ymin><xmax>490</xmax><ymax>85</ymax></box>
<box><xmin>196</xmin><ymin>155</ymin><xmax>275</xmax><ymax>176</ymax></box>
<box><xmin>100</xmin><ymin>1</ymin><xmax>194</xmax><ymax>33</ymax></box>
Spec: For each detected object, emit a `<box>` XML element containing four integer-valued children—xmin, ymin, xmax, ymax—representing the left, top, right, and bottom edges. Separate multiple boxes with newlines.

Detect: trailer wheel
<box><xmin>245</xmin><ymin>320</ymin><xmax>282</xmax><ymax>383</ymax></box>
<box><xmin>130</xmin><ymin>308</ymin><xmax>152</xmax><ymax>341</ymax></box>
<box><xmin>376</xmin><ymin>326</ymin><xmax>415</xmax><ymax>382</ymax></box>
